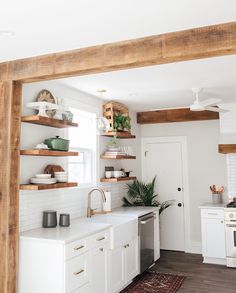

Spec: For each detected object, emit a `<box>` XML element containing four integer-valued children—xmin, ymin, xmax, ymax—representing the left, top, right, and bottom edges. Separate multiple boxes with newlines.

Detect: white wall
<box><xmin>141</xmin><ymin>120</ymin><xmax>228</xmax><ymax>253</ymax></box>
<box><xmin>20</xmin><ymin>81</ymin><xmax>141</xmax><ymax>232</ymax></box>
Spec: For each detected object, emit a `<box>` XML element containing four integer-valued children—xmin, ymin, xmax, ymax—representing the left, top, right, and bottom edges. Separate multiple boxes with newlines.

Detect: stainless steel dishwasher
<box><xmin>139</xmin><ymin>212</ymin><xmax>156</xmax><ymax>273</ymax></box>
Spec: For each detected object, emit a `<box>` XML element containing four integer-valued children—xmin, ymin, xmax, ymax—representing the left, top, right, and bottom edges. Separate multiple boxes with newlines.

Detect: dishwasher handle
<box><xmin>140</xmin><ymin>216</ymin><xmax>156</xmax><ymax>225</ymax></box>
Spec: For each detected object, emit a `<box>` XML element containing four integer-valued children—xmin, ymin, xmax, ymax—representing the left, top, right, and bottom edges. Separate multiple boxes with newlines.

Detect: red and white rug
<box><xmin>120</xmin><ymin>272</ymin><xmax>186</xmax><ymax>293</ymax></box>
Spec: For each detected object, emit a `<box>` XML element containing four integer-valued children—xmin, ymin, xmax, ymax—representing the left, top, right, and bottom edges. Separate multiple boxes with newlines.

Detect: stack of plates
<box><xmin>30</xmin><ymin>174</ymin><xmax>56</xmax><ymax>185</ymax></box>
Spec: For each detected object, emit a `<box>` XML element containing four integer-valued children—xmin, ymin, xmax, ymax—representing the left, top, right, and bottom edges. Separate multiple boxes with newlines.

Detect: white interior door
<box><xmin>143</xmin><ymin>138</ymin><xmax>185</xmax><ymax>251</ymax></box>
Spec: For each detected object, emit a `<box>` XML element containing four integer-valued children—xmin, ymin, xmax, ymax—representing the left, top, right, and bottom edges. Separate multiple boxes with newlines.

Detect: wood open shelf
<box><xmin>21</xmin><ymin>115</ymin><xmax>78</xmax><ymax>128</ymax></box>
<box><xmin>100</xmin><ymin>176</ymin><xmax>136</xmax><ymax>183</ymax></box>
<box><xmin>20</xmin><ymin>182</ymin><xmax>78</xmax><ymax>190</ymax></box>
<box><xmin>218</xmin><ymin>144</ymin><xmax>236</xmax><ymax>154</ymax></box>
<box><xmin>101</xmin><ymin>132</ymin><xmax>136</xmax><ymax>139</ymax></box>
<box><xmin>100</xmin><ymin>154</ymin><xmax>136</xmax><ymax>160</ymax></box>
<box><xmin>20</xmin><ymin>149</ymin><xmax>79</xmax><ymax>157</ymax></box>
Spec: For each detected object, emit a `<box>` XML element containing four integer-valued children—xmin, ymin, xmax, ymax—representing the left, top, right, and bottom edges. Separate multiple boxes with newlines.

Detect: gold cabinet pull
<box><xmin>73</xmin><ymin>269</ymin><xmax>84</xmax><ymax>275</ymax></box>
<box><xmin>74</xmin><ymin>245</ymin><xmax>84</xmax><ymax>251</ymax></box>
<box><xmin>96</xmin><ymin>237</ymin><xmax>105</xmax><ymax>241</ymax></box>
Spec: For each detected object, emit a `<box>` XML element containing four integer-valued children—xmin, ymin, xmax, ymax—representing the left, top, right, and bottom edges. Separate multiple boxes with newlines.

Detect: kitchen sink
<box><xmin>86</xmin><ymin>214</ymin><xmax>138</xmax><ymax>249</ymax></box>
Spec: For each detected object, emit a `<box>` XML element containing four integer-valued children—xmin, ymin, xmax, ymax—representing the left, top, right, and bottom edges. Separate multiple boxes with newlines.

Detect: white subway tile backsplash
<box><xmin>19</xmin><ymin>183</ymin><xmax>127</xmax><ymax>232</ymax></box>
<box><xmin>19</xmin><ymin>81</ymin><xmax>141</xmax><ymax>233</ymax></box>
<box><xmin>227</xmin><ymin>154</ymin><xmax>236</xmax><ymax>198</ymax></box>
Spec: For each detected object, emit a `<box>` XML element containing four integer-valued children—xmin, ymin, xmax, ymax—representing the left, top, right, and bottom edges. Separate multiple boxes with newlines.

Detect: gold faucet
<box><xmin>87</xmin><ymin>188</ymin><xmax>106</xmax><ymax>217</ymax></box>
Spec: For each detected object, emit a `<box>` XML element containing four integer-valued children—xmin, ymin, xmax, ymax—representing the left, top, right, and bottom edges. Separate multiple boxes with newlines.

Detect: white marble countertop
<box><xmin>20</xmin><ymin>218</ymin><xmax>112</xmax><ymax>244</ymax></box>
<box><xmin>20</xmin><ymin>207</ymin><xmax>159</xmax><ymax>244</ymax></box>
<box><xmin>112</xmin><ymin>206</ymin><xmax>159</xmax><ymax>217</ymax></box>
<box><xmin>199</xmin><ymin>202</ymin><xmax>226</xmax><ymax>209</ymax></box>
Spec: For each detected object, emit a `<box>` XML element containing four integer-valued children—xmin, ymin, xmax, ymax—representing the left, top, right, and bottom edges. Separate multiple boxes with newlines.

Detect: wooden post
<box><xmin>0</xmin><ymin>81</ymin><xmax>22</xmax><ymax>293</ymax></box>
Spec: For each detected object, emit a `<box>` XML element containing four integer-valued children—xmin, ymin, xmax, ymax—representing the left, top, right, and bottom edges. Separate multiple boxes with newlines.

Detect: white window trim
<box><xmin>63</xmin><ymin>99</ymin><xmax>100</xmax><ymax>190</ymax></box>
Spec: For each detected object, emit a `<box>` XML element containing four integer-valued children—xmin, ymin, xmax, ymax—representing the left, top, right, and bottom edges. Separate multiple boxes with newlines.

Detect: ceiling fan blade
<box><xmin>201</xmin><ymin>98</ymin><xmax>221</xmax><ymax>107</ymax></box>
<box><xmin>205</xmin><ymin>106</ymin><xmax>229</xmax><ymax>113</ymax></box>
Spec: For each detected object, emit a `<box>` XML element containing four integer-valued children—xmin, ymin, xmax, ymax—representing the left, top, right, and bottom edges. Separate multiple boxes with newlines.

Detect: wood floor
<box><xmin>152</xmin><ymin>250</ymin><xmax>236</xmax><ymax>293</ymax></box>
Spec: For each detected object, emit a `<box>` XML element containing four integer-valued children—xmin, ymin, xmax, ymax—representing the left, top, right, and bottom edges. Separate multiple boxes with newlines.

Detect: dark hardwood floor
<box><xmin>152</xmin><ymin>250</ymin><xmax>236</xmax><ymax>293</ymax></box>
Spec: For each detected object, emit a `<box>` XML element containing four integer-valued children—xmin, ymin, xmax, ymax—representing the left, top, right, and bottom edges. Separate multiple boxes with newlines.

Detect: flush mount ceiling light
<box><xmin>97</xmin><ymin>89</ymin><xmax>107</xmax><ymax>99</ymax></box>
<box><xmin>0</xmin><ymin>30</ymin><xmax>15</xmax><ymax>36</ymax></box>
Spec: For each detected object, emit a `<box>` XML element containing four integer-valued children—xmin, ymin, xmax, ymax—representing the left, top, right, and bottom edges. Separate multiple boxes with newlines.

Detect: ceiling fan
<box><xmin>190</xmin><ymin>88</ymin><xmax>228</xmax><ymax>113</ymax></box>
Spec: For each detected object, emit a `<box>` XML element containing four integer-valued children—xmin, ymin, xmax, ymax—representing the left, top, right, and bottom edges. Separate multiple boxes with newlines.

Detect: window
<box><xmin>68</xmin><ymin>108</ymin><xmax>96</xmax><ymax>187</ymax></box>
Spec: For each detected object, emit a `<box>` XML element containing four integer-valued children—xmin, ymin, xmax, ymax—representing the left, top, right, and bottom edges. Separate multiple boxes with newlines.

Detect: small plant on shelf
<box><xmin>106</xmin><ymin>136</ymin><xmax>118</xmax><ymax>149</ymax></box>
<box><xmin>122</xmin><ymin>176</ymin><xmax>174</xmax><ymax>215</ymax></box>
<box><xmin>113</xmin><ymin>113</ymin><xmax>131</xmax><ymax>132</ymax></box>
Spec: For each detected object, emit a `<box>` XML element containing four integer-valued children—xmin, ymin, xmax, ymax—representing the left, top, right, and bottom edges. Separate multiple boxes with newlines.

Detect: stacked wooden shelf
<box><xmin>21</xmin><ymin>115</ymin><xmax>78</xmax><ymax>128</ymax></box>
<box><xmin>100</xmin><ymin>177</ymin><xmax>136</xmax><ymax>183</ymax></box>
<box><xmin>20</xmin><ymin>149</ymin><xmax>79</xmax><ymax>157</ymax></box>
<box><xmin>20</xmin><ymin>182</ymin><xmax>78</xmax><ymax>190</ymax></box>
<box><xmin>102</xmin><ymin>132</ymin><xmax>136</xmax><ymax>139</ymax></box>
<box><xmin>100</xmin><ymin>154</ymin><xmax>136</xmax><ymax>160</ymax></box>
<box><xmin>21</xmin><ymin>115</ymin><xmax>79</xmax><ymax>191</ymax></box>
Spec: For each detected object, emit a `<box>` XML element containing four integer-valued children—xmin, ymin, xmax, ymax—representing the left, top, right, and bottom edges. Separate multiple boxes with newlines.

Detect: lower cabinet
<box><xmin>90</xmin><ymin>243</ymin><xmax>109</xmax><ymax>293</ymax></box>
<box><xmin>200</xmin><ymin>208</ymin><xmax>226</xmax><ymax>265</ymax></box>
<box><xmin>19</xmin><ymin>230</ymin><xmax>139</xmax><ymax>293</ymax></box>
<box><xmin>73</xmin><ymin>283</ymin><xmax>90</xmax><ymax>293</ymax></box>
<box><xmin>19</xmin><ymin>229</ymin><xmax>110</xmax><ymax>293</ymax></box>
<box><xmin>66</xmin><ymin>252</ymin><xmax>91</xmax><ymax>293</ymax></box>
<box><xmin>108</xmin><ymin>237</ymin><xmax>139</xmax><ymax>293</ymax></box>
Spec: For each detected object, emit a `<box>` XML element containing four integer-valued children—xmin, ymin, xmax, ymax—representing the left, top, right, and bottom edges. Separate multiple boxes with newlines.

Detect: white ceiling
<box><xmin>0</xmin><ymin>0</ymin><xmax>236</xmax><ymax>62</ymax></box>
<box><xmin>59</xmin><ymin>55</ymin><xmax>236</xmax><ymax>111</ymax></box>
<box><xmin>1</xmin><ymin>1</ymin><xmax>236</xmax><ymax>111</ymax></box>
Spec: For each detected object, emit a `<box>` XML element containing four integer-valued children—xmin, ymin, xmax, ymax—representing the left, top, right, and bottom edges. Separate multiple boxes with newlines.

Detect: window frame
<box><xmin>63</xmin><ymin>99</ymin><xmax>99</xmax><ymax>189</ymax></box>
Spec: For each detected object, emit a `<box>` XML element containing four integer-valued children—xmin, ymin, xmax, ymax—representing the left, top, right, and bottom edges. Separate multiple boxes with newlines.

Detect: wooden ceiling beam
<box><xmin>137</xmin><ymin>108</ymin><xmax>219</xmax><ymax>124</ymax></box>
<box><xmin>219</xmin><ymin>144</ymin><xmax>236</xmax><ymax>154</ymax></box>
<box><xmin>0</xmin><ymin>21</ymin><xmax>236</xmax><ymax>82</ymax></box>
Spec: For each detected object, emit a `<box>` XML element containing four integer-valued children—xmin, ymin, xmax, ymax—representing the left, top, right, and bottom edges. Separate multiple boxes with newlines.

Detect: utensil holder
<box><xmin>212</xmin><ymin>193</ymin><xmax>223</xmax><ymax>204</ymax></box>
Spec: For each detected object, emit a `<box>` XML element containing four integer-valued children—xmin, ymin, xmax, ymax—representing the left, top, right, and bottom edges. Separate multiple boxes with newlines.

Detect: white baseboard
<box><xmin>204</xmin><ymin>257</ymin><xmax>226</xmax><ymax>265</ymax></box>
<box><xmin>185</xmin><ymin>241</ymin><xmax>202</xmax><ymax>254</ymax></box>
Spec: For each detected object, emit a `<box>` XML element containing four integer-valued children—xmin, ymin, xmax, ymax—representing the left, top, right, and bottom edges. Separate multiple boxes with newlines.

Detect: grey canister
<box><xmin>42</xmin><ymin>210</ymin><xmax>57</xmax><ymax>228</ymax></box>
<box><xmin>59</xmin><ymin>213</ymin><xmax>70</xmax><ymax>227</ymax></box>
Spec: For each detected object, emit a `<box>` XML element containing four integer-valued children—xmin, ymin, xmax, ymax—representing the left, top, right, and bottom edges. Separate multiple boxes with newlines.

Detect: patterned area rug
<box><xmin>120</xmin><ymin>272</ymin><xmax>186</xmax><ymax>293</ymax></box>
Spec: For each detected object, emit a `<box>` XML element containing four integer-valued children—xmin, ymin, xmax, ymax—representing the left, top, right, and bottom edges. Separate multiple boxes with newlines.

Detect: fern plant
<box><xmin>122</xmin><ymin>176</ymin><xmax>173</xmax><ymax>215</ymax></box>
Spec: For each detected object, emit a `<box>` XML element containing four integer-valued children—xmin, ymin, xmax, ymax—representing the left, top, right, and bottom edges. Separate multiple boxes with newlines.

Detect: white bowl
<box><xmin>55</xmin><ymin>175</ymin><xmax>68</xmax><ymax>179</ymax></box>
<box><xmin>54</xmin><ymin>171</ymin><xmax>67</xmax><ymax>175</ymax></box>
<box><xmin>56</xmin><ymin>178</ymin><xmax>68</xmax><ymax>183</ymax></box>
<box><xmin>35</xmin><ymin>174</ymin><xmax>51</xmax><ymax>179</ymax></box>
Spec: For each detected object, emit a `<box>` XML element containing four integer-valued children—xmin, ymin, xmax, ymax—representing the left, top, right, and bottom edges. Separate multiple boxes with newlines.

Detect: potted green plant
<box><xmin>122</xmin><ymin>176</ymin><xmax>173</xmax><ymax>215</ymax></box>
<box><xmin>113</xmin><ymin>113</ymin><xmax>131</xmax><ymax>132</ymax></box>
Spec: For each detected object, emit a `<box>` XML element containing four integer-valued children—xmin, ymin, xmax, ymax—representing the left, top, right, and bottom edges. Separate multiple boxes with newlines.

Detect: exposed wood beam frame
<box><xmin>137</xmin><ymin>108</ymin><xmax>219</xmax><ymax>124</ymax></box>
<box><xmin>0</xmin><ymin>81</ymin><xmax>22</xmax><ymax>293</ymax></box>
<box><xmin>219</xmin><ymin>144</ymin><xmax>236</xmax><ymax>154</ymax></box>
<box><xmin>0</xmin><ymin>21</ymin><xmax>236</xmax><ymax>82</ymax></box>
<box><xmin>0</xmin><ymin>21</ymin><xmax>236</xmax><ymax>293</ymax></box>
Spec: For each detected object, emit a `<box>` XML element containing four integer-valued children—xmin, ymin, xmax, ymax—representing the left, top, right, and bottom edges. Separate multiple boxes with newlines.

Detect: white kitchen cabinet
<box><xmin>73</xmin><ymin>283</ymin><xmax>90</xmax><ymax>293</ymax></box>
<box><xmin>90</xmin><ymin>243</ymin><xmax>109</xmax><ymax>293</ymax></box>
<box><xmin>108</xmin><ymin>245</ymin><xmax>126</xmax><ymax>292</ymax></box>
<box><xmin>66</xmin><ymin>252</ymin><xmax>90</xmax><ymax>293</ymax></box>
<box><xmin>125</xmin><ymin>238</ymin><xmax>139</xmax><ymax>281</ymax></box>
<box><xmin>200</xmin><ymin>208</ymin><xmax>226</xmax><ymax>265</ymax></box>
<box><xmin>108</xmin><ymin>236</ymin><xmax>139</xmax><ymax>293</ymax></box>
<box><xmin>19</xmin><ymin>230</ymin><xmax>110</xmax><ymax>293</ymax></box>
